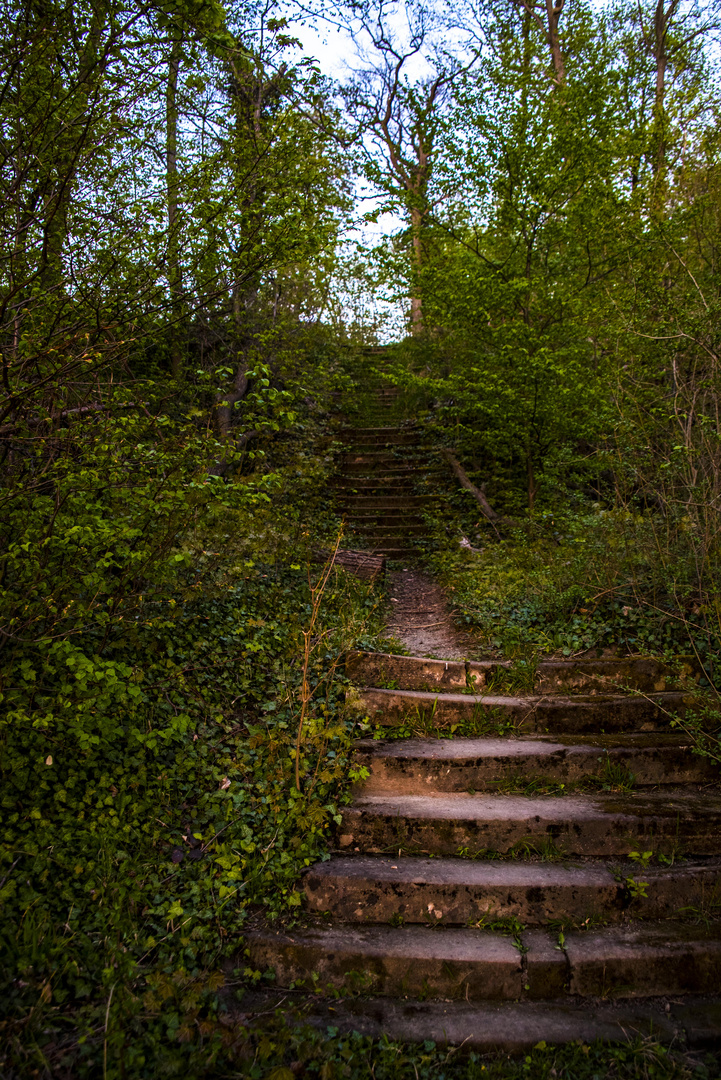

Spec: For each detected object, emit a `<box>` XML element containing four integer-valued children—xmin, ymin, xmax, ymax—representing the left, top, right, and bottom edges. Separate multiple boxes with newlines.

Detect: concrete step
<box><xmin>350</xmin><ymin>525</ymin><xmax>428</xmax><ymax>537</ymax></box>
<box><xmin>343</xmin><ymin>449</ymin><xmax>428</xmax><ymax>461</ymax></box>
<box><xmin>341</xmin><ymin>465</ymin><xmax>437</xmax><ymax>477</ymax></box>
<box><xmin>332</xmin><ymin>476</ymin><xmax>413</xmax><ymax>488</ymax></box>
<box><xmin>357</xmin><ymin>536</ymin><xmax>426</xmax><ymax>549</ymax></box>
<box><xmin>353</xmin><ymin>735</ymin><xmax>717</xmax><ymax>791</ymax></box>
<box><xmin>304</xmin><ymin>853</ymin><xmax>721</xmax><ymax>925</ymax></box>
<box><xmin>347</xmin><ymin>515</ymin><xmax>426</xmax><ymax>528</ymax></box>
<box><xmin>347</xmin><ymin>651</ymin><xmax>697</xmax><ymax>694</ymax></box>
<box><xmin>355</xmin><ymin>686</ymin><xmax>690</xmax><ymax>733</ymax></box>
<box><xmin>339</xmin><ymin>431</ymin><xmax>421</xmax><ymax>445</ymax></box>
<box><xmin>237</xmin><ymin>987</ymin><xmax>721</xmax><ymax>1052</ymax></box>
<box><xmin>338</xmin><ymin>790</ymin><xmax>721</xmax><ymax>857</ymax></box>
<box><xmin>563</xmin><ymin>921</ymin><xmax>721</xmax><ymax>998</ymax></box>
<box><xmin>340</xmin><ymin>497</ymin><xmax>429</xmax><ymax>509</ymax></box>
<box><xmin>247</xmin><ymin>921</ymin><xmax>721</xmax><ymax>1001</ymax></box>
<box><xmin>338</xmin><ymin>545</ymin><xmax>420</xmax><ymax>559</ymax></box>
<box><xmin>248</xmin><ymin>924</ymin><xmax>525</xmax><ymax>1000</ymax></box>
<box><xmin>238</xmin><ymin>992</ymin><xmax>693</xmax><ymax>1051</ymax></box>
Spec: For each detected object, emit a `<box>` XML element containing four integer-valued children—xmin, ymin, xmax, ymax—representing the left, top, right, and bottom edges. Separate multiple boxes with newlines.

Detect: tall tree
<box><xmin>342</xmin><ymin>0</ymin><xmax>474</xmax><ymax>334</ymax></box>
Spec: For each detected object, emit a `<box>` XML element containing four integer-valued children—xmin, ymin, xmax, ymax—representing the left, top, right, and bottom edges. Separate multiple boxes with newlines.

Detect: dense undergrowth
<box><xmin>0</xmin><ymin>346</ymin><xmax>390</xmax><ymax>1076</ymax></box>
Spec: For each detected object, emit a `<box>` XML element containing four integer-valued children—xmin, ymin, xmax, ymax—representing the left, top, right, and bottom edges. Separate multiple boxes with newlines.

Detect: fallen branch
<box><xmin>441</xmin><ymin>450</ymin><xmax>516</xmax><ymax>532</ymax></box>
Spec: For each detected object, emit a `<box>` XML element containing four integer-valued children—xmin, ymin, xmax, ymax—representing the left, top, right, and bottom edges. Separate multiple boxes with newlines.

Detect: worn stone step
<box><xmin>338</xmin><ymin>790</ymin><xmax>721</xmax><ymax>857</ymax></box>
<box><xmin>342</xmin><ymin>460</ymin><xmax>429</xmax><ymax>472</ymax></box>
<box><xmin>347</xmin><ymin>651</ymin><xmax>697</xmax><ymax>694</ymax></box>
<box><xmin>341</xmin><ymin>497</ymin><xmax>429</xmax><ymax>509</ymax></box>
<box><xmin>339</xmin><ymin>430</ymin><xmax>421</xmax><ymax>445</ymax></box>
<box><xmin>342</xmin><ymin>465</ymin><xmax>437</xmax><ymax>478</ymax></box>
<box><xmin>238</xmin><ymin>988</ymin><xmax>721</xmax><ymax>1052</ymax></box>
<box><xmin>247</xmin><ymin>921</ymin><xmax>721</xmax><ymax>1001</ymax></box>
<box><xmin>359</xmin><ymin>536</ymin><xmax>425</xmax><ymax>548</ymax></box>
<box><xmin>351</xmin><ymin>525</ymin><xmax>428</xmax><ymax>538</ymax></box>
<box><xmin>343</xmin><ymin>448</ymin><xmax>428</xmax><ymax>460</ymax></box>
<box><xmin>332</xmin><ymin>476</ymin><xmax>413</xmax><ymax>489</ymax></box>
<box><xmin>565</xmin><ymin>921</ymin><xmax>721</xmax><ymax>998</ymax></box>
<box><xmin>304</xmin><ymin>854</ymin><xmax>721</xmax><ymax>925</ymax></box>
<box><xmin>353</xmin><ymin>735</ymin><xmax>717</xmax><ymax>790</ymax></box>
<box><xmin>247</xmin><ymin>924</ymin><xmax>524</xmax><ymax>1000</ymax></box>
<box><xmin>348</xmin><ymin>652</ymin><xmax>468</xmax><ymax>690</ymax></box>
<box><xmin>355</xmin><ymin>686</ymin><xmax>689</xmax><ymax>733</ymax></box>
<box><xmin>339</xmin><ymin>477</ymin><xmax>432</xmax><ymax>490</ymax></box>
<box><xmin>259</xmin><ymin>994</ymin><xmax>685</xmax><ymax>1051</ymax></box>
<box><xmin>348</xmin><ymin>515</ymin><xmax>426</xmax><ymax>528</ymax></box>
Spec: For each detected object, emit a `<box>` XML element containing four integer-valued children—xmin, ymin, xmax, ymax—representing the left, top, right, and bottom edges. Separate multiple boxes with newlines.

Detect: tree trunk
<box><xmin>652</xmin><ymin>0</ymin><xmax>675</xmax><ymax>189</ymax></box>
<box><xmin>527</xmin><ymin>451</ymin><xmax>537</xmax><ymax>515</ymax></box>
<box><xmin>410</xmin><ymin>202</ymin><xmax>424</xmax><ymax>335</ymax></box>
<box><xmin>166</xmin><ymin>30</ymin><xmax>183</xmax><ymax>380</ymax></box>
<box><xmin>215</xmin><ymin>367</ymin><xmax>250</xmax><ymax>441</ymax></box>
<box><xmin>545</xmin><ymin>0</ymin><xmax>565</xmax><ymax>85</ymax></box>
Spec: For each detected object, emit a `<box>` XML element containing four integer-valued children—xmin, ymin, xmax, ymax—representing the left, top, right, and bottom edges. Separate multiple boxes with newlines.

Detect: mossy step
<box><xmin>354</xmin><ymin>686</ymin><xmax>690</xmax><ymax>733</ymax></box>
<box><xmin>346</xmin><ymin>514</ymin><xmax>426</xmax><ymax>527</ymax></box>
<box><xmin>353</xmin><ymin>735</ymin><xmax>717</xmax><ymax>791</ymax></box>
<box><xmin>340</xmin><ymin>497</ymin><xmax>429</xmax><ymax>509</ymax></box>
<box><xmin>350</xmin><ymin>525</ymin><xmax>428</xmax><ymax>537</ymax></box>
<box><xmin>235</xmin><ymin>992</ymin><xmax>689</xmax><ymax>1051</ymax></box>
<box><xmin>347</xmin><ymin>651</ymin><xmax>698</xmax><ymax>694</ymax></box>
<box><xmin>341</xmin><ymin>464</ymin><xmax>439</xmax><ymax>476</ymax></box>
<box><xmin>333</xmin><ymin>476</ymin><xmax>421</xmax><ymax>489</ymax></box>
<box><xmin>339</xmin><ymin>790</ymin><xmax>721</xmax><ymax>857</ymax></box>
<box><xmin>338</xmin><ymin>427</ymin><xmax>423</xmax><ymax>440</ymax></box>
<box><xmin>356</xmin><ymin>535</ymin><xmax>427</xmax><ymax>548</ymax></box>
<box><xmin>304</xmin><ymin>853</ymin><xmax>721</xmax><ymax>925</ymax></box>
<box><xmin>247</xmin><ymin>921</ymin><xmax>721</xmax><ymax>1001</ymax></box>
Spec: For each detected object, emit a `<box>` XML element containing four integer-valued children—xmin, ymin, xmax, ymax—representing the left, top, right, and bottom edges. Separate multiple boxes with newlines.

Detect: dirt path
<box><xmin>383</xmin><ymin>568</ymin><xmax>470</xmax><ymax>660</ymax></box>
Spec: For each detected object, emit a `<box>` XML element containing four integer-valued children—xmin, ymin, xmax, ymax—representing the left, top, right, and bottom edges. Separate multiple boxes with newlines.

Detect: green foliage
<box><xmin>0</xmin><ymin>551</ymin><xmax>385</xmax><ymax>1075</ymax></box>
<box><xmin>0</xmin><ymin>337</ymin><xmax>386</xmax><ymax>1075</ymax></box>
<box><xmin>424</xmin><ymin>503</ymin><xmax>721</xmax><ymax>666</ymax></box>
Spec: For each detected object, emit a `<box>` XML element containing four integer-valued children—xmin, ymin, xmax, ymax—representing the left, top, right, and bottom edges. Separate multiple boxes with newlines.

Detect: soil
<box><xmin>383</xmin><ymin>568</ymin><xmax>472</xmax><ymax>660</ymax></box>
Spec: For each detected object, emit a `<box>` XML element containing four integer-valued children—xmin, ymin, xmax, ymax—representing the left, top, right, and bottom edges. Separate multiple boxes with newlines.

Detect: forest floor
<box><xmin>383</xmin><ymin>568</ymin><xmax>470</xmax><ymax>659</ymax></box>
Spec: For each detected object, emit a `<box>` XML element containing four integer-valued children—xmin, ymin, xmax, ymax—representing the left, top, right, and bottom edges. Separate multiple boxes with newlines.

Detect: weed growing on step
<box><xmin>509</xmin><ymin>836</ymin><xmax>565</xmax><ymax>861</ymax></box>
<box><xmin>454</xmin><ymin>837</ymin><xmax>565</xmax><ymax>862</ymax></box>
<box><xmin>467</xmin><ymin>915</ymin><xmax>527</xmax><ymax>939</ymax></box>
<box><xmin>481</xmin><ymin>656</ymin><xmax>540</xmax><ymax>695</ymax></box>
<box><xmin>624</xmin><ymin>876</ymin><xmax>650</xmax><ymax>902</ymax></box>
<box><xmin>597</xmin><ymin>754</ymin><xmax>637</xmax><ymax>792</ymax></box>
<box><xmin>373</xmin><ymin>703</ymin><xmax>520</xmax><ymax>741</ymax></box>
<box><xmin>482</xmin><ymin>757</ymin><xmax>638</xmax><ymax>796</ymax></box>
<box><xmin>677</xmin><ymin>883</ymin><xmax>721</xmax><ymax>926</ymax></box>
<box><xmin>671</xmin><ymin>697</ymin><xmax>721</xmax><ymax>767</ymax></box>
<box><xmin>485</xmin><ymin>773</ymin><xmax>570</xmax><ymax>796</ymax></box>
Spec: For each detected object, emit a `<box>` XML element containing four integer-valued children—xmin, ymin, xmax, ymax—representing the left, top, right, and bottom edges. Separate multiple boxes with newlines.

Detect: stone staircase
<box><xmin>332</xmin><ymin>387</ymin><xmax>436</xmax><ymax>561</ymax></box>
<box><xmin>248</xmin><ymin>651</ymin><xmax>721</xmax><ymax>1051</ymax></box>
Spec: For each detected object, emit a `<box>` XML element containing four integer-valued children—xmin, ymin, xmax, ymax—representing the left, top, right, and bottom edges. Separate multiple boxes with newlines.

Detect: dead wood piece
<box><xmin>311</xmin><ymin>548</ymin><xmax>386</xmax><ymax>584</ymax></box>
